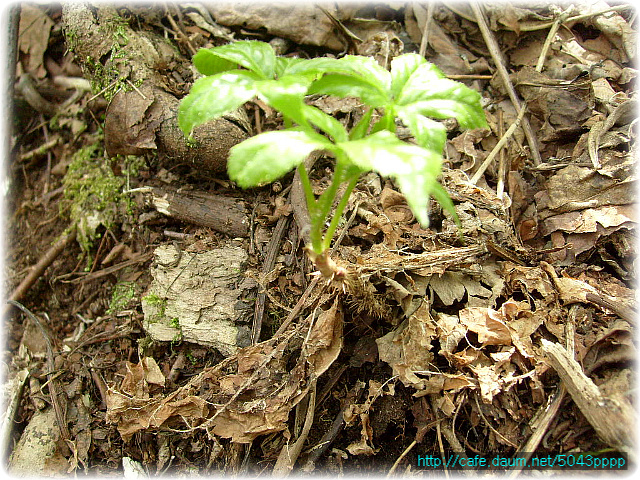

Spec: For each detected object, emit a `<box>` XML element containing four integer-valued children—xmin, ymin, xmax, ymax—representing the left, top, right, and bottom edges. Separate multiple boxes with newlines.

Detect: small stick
<box><xmin>508</xmin><ymin>306</ymin><xmax>577</xmax><ymax>478</ymax></box>
<box><xmin>7</xmin><ymin>302</ymin><xmax>71</xmax><ymax>455</ymax></box>
<box><xmin>273</xmin><ymin>380</ymin><xmax>317</xmax><ymax>476</ymax></box>
<box><xmin>446</xmin><ymin>74</ymin><xmax>493</xmax><ymax>80</ymax></box>
<box><xmin>470</xmin><ymin>1</ymin><xmax>542</xmax><ymax>166</ymax></box>
<box><xmin>19</xmin><ymin>138</ymin><xmax>59</xmax><ymax>163</ymax></box>
<box><xmin>418</xmin><ymin>2</ymin><xmax>435</xmax><ymax>58</ymax></box>
<box><xmin>471</xmin><ymin>106</ymin><xmax>526</xmax><ymax>184</ymax></box>
<box><xmin>541</xmin><ymin>339</ymin><xmax>634</xmax><ymax>452</ymax></box>
<box><xmin>535</xmin><ymin>8</ymin><xmax>573</xmax><ymax>72</ymax></box>
<box><xmin>252</xmin><ymin>213</ymin><xmax>291</xmax><ymax>344</ymax></box>
<box><xmin>6</xmin><ymin>226</ymin><xmax>76</xmax><ymax>313</ymax></box>
<box><xmin>387</xmin><ymin>440</ymin><xmax>417</xmax><ymax>476</ymax></box>
<box><xmin>496</xmin><ymin>109</ymin><xmax>506</xmax><ymax>198</ymax></box>
<box><xmin>62</xmin><ymin>251</ymin><xmax>153</xmax><ymax>284</ymax></box>
<box><xmin>447</xmin><ymin>4</ymin><xmax>631</xmax><ymax>32</ymax></box>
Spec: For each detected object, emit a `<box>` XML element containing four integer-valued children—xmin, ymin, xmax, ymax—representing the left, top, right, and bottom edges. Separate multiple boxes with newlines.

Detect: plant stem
<box><xmin>313</xmin><ymin>160</ymin><xmax>346</xmax><ymax>251</ymax></box>
<box><xmin>322</xmin><ymin>172</ymin><xmax>359</xmax><ymax>252</ymax></box>
<box><xmin>297</xmin><ymin>163</ymin><xmax>323</xmax><ymax>253</ymax></box>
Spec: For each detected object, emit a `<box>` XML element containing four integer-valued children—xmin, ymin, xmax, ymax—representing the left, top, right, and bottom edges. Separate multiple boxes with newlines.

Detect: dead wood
<box><xmin>541</xmin><ymin>339</ymin><xmax>634</xmax><ymax>453</ymax></box>
<box><xmin>147</xmin><ymin>186</ymin><xmax>250</xmax><ymax>237</ymax></box>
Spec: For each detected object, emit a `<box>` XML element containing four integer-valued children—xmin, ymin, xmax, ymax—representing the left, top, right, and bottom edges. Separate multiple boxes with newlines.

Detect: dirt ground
<box><xmin>2</xmin><ymin>2</ymin><xmax>637</xmax><ymax>476</ymax></box>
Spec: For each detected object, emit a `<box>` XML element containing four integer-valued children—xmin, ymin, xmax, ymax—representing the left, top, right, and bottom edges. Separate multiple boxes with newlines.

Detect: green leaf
<box><xmin>407</xmin><ymin>98</ymin><xmax>487</xmax><ymax>129</ymax></box>
<box><xmin>334</xmin><ymin>55</ymin><xmax>391</xmax><ymax>90</ymax></box>
<box><xmin>431</xmin><ymin>182</ymin><xmax>461</xmax><ymax>228</ymax></box>
<box><xmin>349</xmin><ymin>107</ymin><xmax>373</xmax><ymax>140</ymax></box>
<box><xmin>308</xmin><ymin>74</ymin><xmax>388</xmax><ymax>107</ymax></box>
<box><xmin>396</xmin><ymin>67</ymin><xmax>487</xmax><ymax>129</ymax></box>
<box><xmin>337</xmin><ymin>131</ymin><xmax>444</xmax><ymax>226</ymax></box>
<box><xmin>199</xmin><ymin>41</ymin><xmax>277</xmax><ymax>80</ymax></box>
<box><xmin>178</xmin><ymin>72</ymin><xmax>257</xmax><ymax>135</ymax></box>
<box><xmin>193</xmin><ymin>48</ymin><xmax>239</xmax><ymax>76</ymax></box>
<box><xmin>279</xmin><ymin>56</ymin><xmax>345</xmax><ymax>77</ymax></box>
<box><xmin>389</xmin><ymin>53</ymin><xmax>430</xmax><ymax>99</ymax></box>
<box><xmin>301</xmin><ymin>105</ymin><xmax>349</xmax><ymax>143</ymax></box>
<box><xmin>255</xmin><ymin>78</ymin><xmax>348</xmax><ymax>142</ymax></box>
<box><xmin>394</xmin><ymin>171</ymin><xmax>438</xmax><ymax>227</ymax></box>
<box><xmin>395</xmin><ymin>63</ymin><xmax>448</xmax><ymax>105</ymax></box>
<box><xmin>370</xmin><ymin>110</ymin><xmax>396</xmax><ymax>134</ymax></box>
<box><xmin>275</xmin><ymin>57</ymin><xmax>306</xmax><ymax>78</ymax></box>
<box><xmin>227</xmin><ymin>130</ymin><xmax>333</xmax><ymax>188</ymax></box>
<box><xmin>396</xmin><ymin>106</ymin><xmax>447</xmax><ymax>152</ymax></box>
<box><xmin>255</xmin><ymin>77</ymin><xmax>312</xmax><ymax>127</ymax></box>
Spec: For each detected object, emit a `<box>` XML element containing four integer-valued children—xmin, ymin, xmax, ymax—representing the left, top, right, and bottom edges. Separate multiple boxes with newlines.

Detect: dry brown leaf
<box><xmin>471</xmin><ymin>364</ymin><xmax>502</xmax><ymax>403</ymax></box>
<box><xmin>376</xmin><ymin>300</ymin><xmax>436</xmax><ymax>389</ymax></box>
<box><xmin>119</xmin><ymin>357</ymin><xmax>165</xmax><ymax>399</ymax></box>
<box><xmin>459</xmin><ymin>307</ymin><xmax>512</xmax><ymax>346</ymax></box>
<box><xmin>515</xmin><ymin>67</ymin><xmax>592</xmax><ymax>142</ymax></box>
<box><xmin>450</xmin><ymin>129</ymin><xmax>490</xmax><ymax>172</ymax></box>
<box><xmin>18</xmin><ymin>5</ymin><xmax>54</xmax><ymax>79</ymax></box>
<box><xmin>541</xmin><ymin>205</ymin><xmax>635</xmax><ymax>237</ymax></box>
<box><xmin>434</xmin><ymin>312</ymin><xmax>467</xmax><ymax>356</ymax></box>
<box><xmin>303</xmin><ymin>298</ymin><xmax>343</xmax><ymax>376</ymax></box>
<box><xmin>427</xmin><ymin>271</ymin><xmax>492</xmax><ymax>307</ymax></box>
<box><xmin>107</xmin><ymin>294</ymin><xmax>345</xmax><ymax>444</ymax></box>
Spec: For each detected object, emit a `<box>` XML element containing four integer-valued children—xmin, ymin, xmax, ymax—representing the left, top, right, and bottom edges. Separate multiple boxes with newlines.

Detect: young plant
<box><xmin>178</xmin><ymin>41</ymin><xmax>487</xmax><ymax>278</ymax></box>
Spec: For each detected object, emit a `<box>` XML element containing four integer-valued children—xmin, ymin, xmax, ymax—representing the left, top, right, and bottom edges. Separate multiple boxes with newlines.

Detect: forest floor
<box><xmin>3</xmin><ymin>2</ymin><xmax>637</xmax><ymax>476</ymax></box>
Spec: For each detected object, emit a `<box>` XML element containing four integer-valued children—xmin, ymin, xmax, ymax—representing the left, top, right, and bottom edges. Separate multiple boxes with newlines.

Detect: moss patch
<box><xmin>60</xmin><ymin>141</ymin><xmax>129</xmax><ymax>258</ymax></box>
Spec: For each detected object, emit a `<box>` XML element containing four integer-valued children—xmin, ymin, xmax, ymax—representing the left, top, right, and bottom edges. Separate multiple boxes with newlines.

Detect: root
<box><xmin>307</xmin><ymin>248</ymin><xmax>389</xmax><ymax>319</ymax></box>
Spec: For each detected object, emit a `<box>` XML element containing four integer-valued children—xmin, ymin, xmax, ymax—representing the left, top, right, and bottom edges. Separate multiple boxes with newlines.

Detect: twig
<box><xmin>0</xmin><ymin>369</ymin><xmax>29</xmax><ymax>460</ymax></box>
<box><xmin>418</xmin><ymin>2</ymin><xmax>435</xmax><ymax>58</ymax></box>
<box><xmin>508</xmin><ymin>305</ymin><xmax>577</xmax><ymax>479</ymax></box>
<box><xmin>90</xmin><ymin>368</ymin><xmax>109</xmax><ymax>409</ymax></box>
<box><xmin>252</xmin><ymin>213</ymin><xmax>291</xmax><ymax>344</ymax></box>
<box><xmin>387</xmin><ymin>440</ymin><xmax>417</xmax><ymax>476</ymax></box>
<box><xmin>302</xmin><ymin>380</ymin><xmax>364</xmax><ymax>471</ymax></box>
<box><xmin>473</xmin><ymin>393</ymin><xmax>518</xmax><ymax>448</ymax></box>
<box><xmin>7</xmin><ymin>302</ymin><xmax>72</xmax><ymax>455</ymax></box>
<box><xmin>447</xmin><ymin>3</ymin><xmax>631</xmax><ymax>32</ymax></box>
<box><xmin>15</xmin><ymin>74</ymin><xmax>57</xmax><ymax>115</ymax></box>
<box><xmin>164</xmin><ymin>3</ymin><xmax>197</xmax><ymax>56</ymax></box>
<box><xmin>470</xmin><ymin>1</ymin><xmax>542</xmax><ymax>166</ymax></box>
<box><xmin>430</xmin><ymin>394</ymin><xmax>473</xmax><ymax>475</ymax></box>
<box><xmin>541</xmin><ymin>339</ymin><xmax>634</xmax><ymax>453</ymax></box>
<box><xmin>125</xmin><ymin>78</ymin><xmax>147</xmax><ymax>100</ymax></box>
<box><xmin>6</xmin><ymin>226</ymin><xmax>77</xmax><ymax>315</ymax></box>
<box><xmin>273</xmin><ymin>380</ymin><xmax>317</xmax><ymax>476</ymax></box>
<box><xmin>446</xmin><ymin>74</ymin><xmax>493</xmax><ymax>80</ymax></box>
<box><xmin>535</xmin><ymin>8</ymin><xmax>573</xmax><ymax>72</ymax></box>
<box><xmin>273</xmin><ymin>276</ymin><xmax>323</xmax><ymax>338</ymax></box>
<box><xmin>61</xmin><ymin>251</ymin><xmax>153</xmax><ymax>284</ymax></box>
<box><xmin>471</xmin><ymin>106</ymin><xmax>526</xmax><ymax>184</ymax></box>
<box><xmin>496</xmin><ymin>109</ymin><xmax>506</xmax><ymax>199</ymax></box>
<box><xmin>19</xmin><ymin>137</ymin><xmax>60</xmax><ymax>163</ymax></box>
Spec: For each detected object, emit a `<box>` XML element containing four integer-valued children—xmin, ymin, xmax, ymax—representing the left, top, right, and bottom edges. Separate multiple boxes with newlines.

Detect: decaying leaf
<box><xmin>107</xmin><ymin>298</ymin><xmax>343</xmax><ymax>444</ymax></box>
<box><xmin>18</xmin><ymin>5</ymin><xmax>54</xmax><ymax>79</ymax></box>
<box><xmin>376</xmin><ymin>300</ymin><xmax>436</xmax><ymax>389</ymax></box>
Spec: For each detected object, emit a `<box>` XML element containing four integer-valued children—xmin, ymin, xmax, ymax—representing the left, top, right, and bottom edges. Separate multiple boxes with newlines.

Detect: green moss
<box><xmin>186</xmin><ymin>351</ymin><xmax>197</xmax><ymax>365</ymax></box>
<box><xmin>142</xmin><ymin>294</ymin><xmax>167</xmax><ymax>321</ymax></box>
<box><xmin>107</xmin><ymin>281</ymin><xmax>136</xmax><ymax>314</ymax></box>
<box><xmin>60</xmin><ymin>141</ymin><xmax>130</xmax><ymax>258</ymax></box>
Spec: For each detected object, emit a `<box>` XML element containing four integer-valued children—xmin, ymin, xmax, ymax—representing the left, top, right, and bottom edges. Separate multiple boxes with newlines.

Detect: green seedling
<box><xmin>178</xmin><ymin>41</ymin><xmax>487</xmax><ymax>278</ymax></box>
